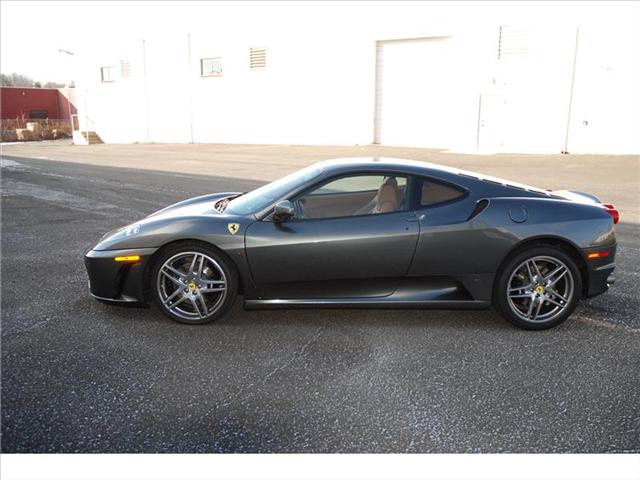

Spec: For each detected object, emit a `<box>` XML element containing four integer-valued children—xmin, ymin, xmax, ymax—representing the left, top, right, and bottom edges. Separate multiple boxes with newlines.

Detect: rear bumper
<box><xmin>84</xmin><ymin>247</ymin><xmax>158</xmax><ymax>303</ymax></box>
<box><xmin>581</xmin><ymin>244</ymin><xmax>616</xmax><ymax>298</ymax></box>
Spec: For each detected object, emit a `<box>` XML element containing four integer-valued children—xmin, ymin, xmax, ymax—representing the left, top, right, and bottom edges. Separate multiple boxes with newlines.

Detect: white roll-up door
<box><xmin>374</xmin><ymin>37</ymin><xmax>479</xmax><ymax>150</ymax></box>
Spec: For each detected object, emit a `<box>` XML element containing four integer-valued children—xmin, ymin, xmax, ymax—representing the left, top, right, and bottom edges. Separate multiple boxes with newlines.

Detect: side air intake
<box><xmin>467</xmin><ymin>199</ymin><xmax>489</xmax><ymax>221</ymax></box>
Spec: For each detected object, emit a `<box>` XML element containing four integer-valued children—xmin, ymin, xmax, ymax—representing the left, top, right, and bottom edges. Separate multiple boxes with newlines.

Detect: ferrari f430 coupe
<box><xmin>85</xmin><ymin>158</ymin><xmax>618</xmax><ymax>330</ymax></box>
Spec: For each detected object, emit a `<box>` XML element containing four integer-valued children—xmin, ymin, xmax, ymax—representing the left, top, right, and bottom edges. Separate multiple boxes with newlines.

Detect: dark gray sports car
<box><xmin>85</xmin><ymin>158</ymin><xmax>618</xmax><ymax>330</ymax></box>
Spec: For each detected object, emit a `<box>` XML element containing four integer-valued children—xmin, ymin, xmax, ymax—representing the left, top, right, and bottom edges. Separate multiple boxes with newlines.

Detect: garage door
<box><xmin>374</xmin><ymin>37</ymin><xmax>479</xmax><ymax>150</ymax></box>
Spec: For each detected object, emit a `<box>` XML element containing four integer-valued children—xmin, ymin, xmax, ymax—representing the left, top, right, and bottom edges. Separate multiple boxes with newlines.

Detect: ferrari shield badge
<box><xmin>227</xmin><ymin>223</ymin><xmax>240</xmax><ymax>235</ymax></box>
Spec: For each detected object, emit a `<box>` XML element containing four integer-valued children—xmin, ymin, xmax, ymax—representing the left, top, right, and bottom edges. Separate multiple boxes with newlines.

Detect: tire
<box><xmin>150</xmin><ymin>242</ymin><xmax>238</xmax><ymax>324</ymax></box>
<box><xmin>494</xmin><ymin>246</ymin><xmax>582</xmax><ymax>330</ymax></box>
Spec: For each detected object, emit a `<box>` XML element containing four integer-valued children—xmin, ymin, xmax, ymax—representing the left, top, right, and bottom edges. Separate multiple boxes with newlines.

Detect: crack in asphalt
<box><xmin>575</xmin><ymin>315</ymin><xmax>640</xmax><ymax>334</ymax></box>
<box><xmin>208</xmin><ymin>323</ymin><xmax>327</xmax><ymax>415</ymax></box>
<box><xmin>262</xmin><ymin>324</ymin><xmax>326</xmax><ymax>385</ymax></box>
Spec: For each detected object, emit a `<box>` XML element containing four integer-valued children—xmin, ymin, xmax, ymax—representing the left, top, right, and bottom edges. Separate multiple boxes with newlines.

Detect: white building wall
<box><xmin>75</xmin><ymin>4</ymin><xmax>640</xmax><ymax>154</ymax></box>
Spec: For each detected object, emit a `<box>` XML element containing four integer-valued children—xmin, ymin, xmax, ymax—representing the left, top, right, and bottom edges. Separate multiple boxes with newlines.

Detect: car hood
<box><xmin>91</xmin><ymin>192</ymin><xmax>246</xmax><ymax>251</ymax></box>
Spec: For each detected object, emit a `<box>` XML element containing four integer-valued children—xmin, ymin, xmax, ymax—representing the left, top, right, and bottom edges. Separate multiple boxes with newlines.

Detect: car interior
<box><xmin>293</xmin><ymin>173</ymin><xmax>464</xmax><ymax>219</ymax></box>
<box><xmin>296</xmin><ymin>175</ymin><xmax>408</xmax><ymax>219</ymax></box>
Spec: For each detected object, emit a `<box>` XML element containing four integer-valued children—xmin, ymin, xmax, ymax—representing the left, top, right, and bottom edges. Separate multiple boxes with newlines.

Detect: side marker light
<box><xmin>114</xmin><ymin>255</ymin><xmax>141</xmax><ymax>262</ymax></box>
<box><xmin>587</xmin><ymin>252</ymin><xmax>609</xmax><ymax>259</ymax></box>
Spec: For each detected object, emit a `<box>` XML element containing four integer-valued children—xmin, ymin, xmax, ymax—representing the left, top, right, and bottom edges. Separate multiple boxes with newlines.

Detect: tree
<box><xmin>44</xmin><ymin>81</ymin><xmax>66</xmax><ymax>88</ymax></box>
<box><xmin>0</xmin><ymin>73</ymin><xmax>12</xmax><ymax>86</ymax></box>
<box><xmin>0</xmin><ymin>72</ymin><xmax>71</xmax><ymax>88</ymax></box>
<box><xmin>7</xmin><ymin>72</ymin><xmax>36</xmax><ymax>87</ymax></box>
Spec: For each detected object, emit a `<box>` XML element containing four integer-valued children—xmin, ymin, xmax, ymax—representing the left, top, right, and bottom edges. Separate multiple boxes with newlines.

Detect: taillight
<box><xmin>603</xmin><ymin>204</ymin><xmax>619</xmax><ymax>224</ymax></box>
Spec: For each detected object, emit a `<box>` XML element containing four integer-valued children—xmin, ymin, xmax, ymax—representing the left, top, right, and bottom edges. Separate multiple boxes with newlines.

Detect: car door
<box><xmin>244</xmin><ymin>174</ymin><xmax>420</xmax><ymax>299</ymax></box>
<box><xmin>406</xmin><ymin>175</ymin><xmax>477</xmax><ymax>277</ymax></box>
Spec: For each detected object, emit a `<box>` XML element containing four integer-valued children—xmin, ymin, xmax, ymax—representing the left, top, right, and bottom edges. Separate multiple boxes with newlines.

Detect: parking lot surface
<box><xmin>1</xmin><ymin>148</ymin><xmax>639</xmax><ymax>452</ymax></box>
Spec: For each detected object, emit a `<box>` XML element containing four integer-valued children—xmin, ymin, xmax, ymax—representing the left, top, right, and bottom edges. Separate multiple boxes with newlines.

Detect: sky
<box><xmin>1</xmin><ymin>1</ymin><xmax>638</xmax><ymax>84</ymax></box>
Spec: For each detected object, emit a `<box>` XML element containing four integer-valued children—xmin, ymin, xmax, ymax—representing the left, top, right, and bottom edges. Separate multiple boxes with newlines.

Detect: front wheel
<box><xmin>494</xmin><ymin>246</ymin><xmax>582</xmax><ymax>330</ymax></box>
<box><xmin>150</xmin><ymin>243</ymin><xmax>238</xmax><ymax>324</ymax></box>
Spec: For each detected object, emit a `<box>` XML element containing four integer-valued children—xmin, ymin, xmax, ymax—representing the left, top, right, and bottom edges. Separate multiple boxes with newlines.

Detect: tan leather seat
<box><xmin>375</xmin><ymin>178</ymin><xmax>399</xmax><ymax>213</ymax></box>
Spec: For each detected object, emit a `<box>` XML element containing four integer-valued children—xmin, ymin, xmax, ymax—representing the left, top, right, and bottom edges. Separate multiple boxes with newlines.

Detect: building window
<box><xmin>29</xmin><ymin>110</ymin><xmax>48</xmax><ymax>119</ymax></box>
<box><xmin>100</xmin><ymin>66</ymin><xmax>116</xmax><ymax>83</ymax></box>
<box><xmin>249</xmin><ymin>47</ymin><xmax>267</xmax><ymax>69</ymax></box>
<box><xmin>201</xmin><ymin>57</ymin><xmax>222</xmax><ymax>76</ymax></box>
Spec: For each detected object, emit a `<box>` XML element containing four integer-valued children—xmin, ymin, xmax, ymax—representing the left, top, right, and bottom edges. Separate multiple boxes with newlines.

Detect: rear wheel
<box><xmin>494</xmin><ymin>246</ymin><xmax>582</xmax><ymax>330</ymax></box>
<box><xmin>151</xmin><ymin>243</ymin><xmax>237</xmax><ymax>324</ymax></box>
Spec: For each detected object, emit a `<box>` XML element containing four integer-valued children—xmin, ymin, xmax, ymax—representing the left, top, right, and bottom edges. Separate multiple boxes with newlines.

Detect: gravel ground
<box><xmin>1</xmin><ymin>153</ymin><xmax>638</xmax><ymax>453</ymax></box>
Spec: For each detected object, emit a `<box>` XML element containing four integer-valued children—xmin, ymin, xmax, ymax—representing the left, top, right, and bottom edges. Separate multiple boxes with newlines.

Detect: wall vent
<box><xmin>498</xmin><ymin>26</ymin><xmax>528</xmax><ymax>59</ymax></box>
<box><xmin>249</xmin><ymin>47</ymin><xmax>267</xmax><ymax>69</ymax></box>
<box><xmin>120</xmin><ymin>60</ymin><xmax>132</xmax><ymax>77</ymax></box>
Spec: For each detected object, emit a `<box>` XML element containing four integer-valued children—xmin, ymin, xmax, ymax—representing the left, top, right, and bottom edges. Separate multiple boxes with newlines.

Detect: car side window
<box><xmin>420</xmin><ymin>177</ymin><xmax>465</xmax><ymax>207</ymax></box>
<box><xmin>295</xmin><ymin>175</ymin><xmax>408</xmax><ymax>219</ymax></box>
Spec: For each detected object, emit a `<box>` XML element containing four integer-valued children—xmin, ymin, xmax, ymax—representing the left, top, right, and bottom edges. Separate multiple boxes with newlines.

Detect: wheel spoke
<box><xmin>509</xmin><ymin>284</ymin><xmax>532</xmax><ymax>294</ymax></box>
<box><xmin>202</xmin><ymin>279</ymin><xmax>225</xmax><ymax>289</ymax></box>
<box><xmin>525</xmin><ymin>262</ymin><xmax>534</xmax><ymax>283</ymax></box>
<box><xmin>164</xmin><ymin>264</ymin><xmax>185</xmax><ymax>278</ymax></box>
<box><xmin>547</xmin><ymin>269</ymin><xmax>567</xmax><ymax>288</ymax></box>
<box><xmin>532</xmin><ymin>297</ymin><xmax>543</xmax><ymax>320</ymax></box>
<box><xmin>510</xmin><ymin>293</ymin><xmax>533</xmax><ymax>299</ymax></box>
<box><xmin>161</xmin><ymin>268</ymin><xmax>183</xmax><ymax>287</ymax></box>
<box><xmin>196</xmin><ymin>292</ymin><xmax>209</xmax><ymax>316</ymax></box>
<box><xmin>545</xmin><ymin>296</ymin><xmax>565</xmax><ymax>308</ymax></box>
<box><xmin>163</xmin><ymin>288</ymin><xmax>183</xmax><ymax>306</ymax></box>
<box><xmin>190</xmin><ymin>297</ymin><xmax>204</xmax><ymax>318</ymax></box>
<box><xmin>547</xmin><ymin>287</ymin><xmax>568</xmax><ymax>303</ymax></box>
<box><xmin>530</xmin><ymin>260</ymin><xmax>543</xmax><ymax>280</ymax></box>
<box><xmin>168</xmin><ymin>295</ymin><xmax>188</xmax><ymax>310</ymax></box>
<box><xmin>187</xmin><ymin>254</ymin><xmax>198</xmax><ymax>276</ymax></box>
<box><xmin>198</xmin><ymin>255</ymin><xmax>205</xmax><ymax>276</ymax></box>
<box><xmin>526</xmin><ymin>297</ymin><xmax>537</xmax><ymax>318</ymax></box>
<box><xmin>544</xmin><ymin>265</ymin><xmax>564</xmax><ymax>281</ymax></box>
<box><xmin>200</xmin><ymin>287</ymin><xmax>225</xmax><ymax>294</ymax></box>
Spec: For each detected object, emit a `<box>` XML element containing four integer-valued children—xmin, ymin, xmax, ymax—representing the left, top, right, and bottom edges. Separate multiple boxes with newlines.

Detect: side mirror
<box><xmin>273</xmin><ymin>200</ymin><xmax>295</xmax><ymax>222</ymax></box>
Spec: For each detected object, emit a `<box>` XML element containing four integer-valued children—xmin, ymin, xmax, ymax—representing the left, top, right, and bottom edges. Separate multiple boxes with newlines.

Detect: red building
<box><xmin>0</xmin><ymin>87</ymin><xmax>76</xmax><ymax>121</ymax></box>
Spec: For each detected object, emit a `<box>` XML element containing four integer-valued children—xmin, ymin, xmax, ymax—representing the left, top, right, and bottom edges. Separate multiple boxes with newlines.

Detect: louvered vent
<box><xmin>249</xmin><ymin>47</ymin><xmax>267</xmax><ymax>69</ymax></box>
<box><xmin>498</xmin><ymin>26</ymin><xmax>528</xmax><ymax>59</ymax></box>
<box><xmin>120</xmin><ymin>59</ymin><xmax>132</xmax><ymax>77</ymax></box>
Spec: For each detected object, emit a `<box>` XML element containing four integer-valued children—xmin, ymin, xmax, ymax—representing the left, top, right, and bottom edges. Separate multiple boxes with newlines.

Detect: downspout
<box><xmin>187</xmin><ymin>33</ymin><xmax>194</xmax><ymax>144</ymax></box>
<box><xmin>562</xmin><ymin>26</ymin><xmax>580</xmax><ymax>154</ymax></box>
<box><xmin>142</xmin><ymin>38</ymin><xmax>151</xmax><ymax>143</ymax></box>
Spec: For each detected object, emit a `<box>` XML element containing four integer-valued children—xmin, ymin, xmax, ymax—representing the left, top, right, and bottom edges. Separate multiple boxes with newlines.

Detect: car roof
<box><xmin>314</xmin><ymin>157</ymin><xmax>554</xmax><ymax>196</ymax></box>
<box><xmin>315</xmin><ymin>157</ymin><xmax>453</xmax><ymax>174</ymax></box>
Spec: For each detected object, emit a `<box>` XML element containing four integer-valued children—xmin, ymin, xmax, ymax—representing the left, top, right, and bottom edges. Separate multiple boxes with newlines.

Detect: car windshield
<box><xmin>224</xmin><ymin>166</ymin><xmax>323</xmax><ymax>215</ymax></box>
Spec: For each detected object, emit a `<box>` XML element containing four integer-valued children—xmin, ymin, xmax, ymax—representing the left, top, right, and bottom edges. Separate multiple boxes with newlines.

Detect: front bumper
<box><xmin>85</xmin><ymin>248</ymin><xmax>158</xmax><ymax>303</ymax></box>
<box><xmin>582</xmin><ymin>244</ymin><xmax>616</xmax><ymax>298</ymax></box>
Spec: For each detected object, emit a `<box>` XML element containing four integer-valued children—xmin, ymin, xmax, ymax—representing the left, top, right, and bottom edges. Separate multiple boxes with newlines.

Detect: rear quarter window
<box><xmin>420</xmin><ymin>178</ymin><xmax>466</xmax><ymax>207</ymax></box>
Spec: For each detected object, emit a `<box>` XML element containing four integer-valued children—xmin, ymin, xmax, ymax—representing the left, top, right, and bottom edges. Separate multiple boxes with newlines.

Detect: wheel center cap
<box><xmin>535</xmin><ymin>285</ymin><xmax>545</xmax><ymax>294</ymax></box>
<box><xmin>188</xmin><ymin>282</ymin><xmax>197</xmax><ymax>292</ymax></box>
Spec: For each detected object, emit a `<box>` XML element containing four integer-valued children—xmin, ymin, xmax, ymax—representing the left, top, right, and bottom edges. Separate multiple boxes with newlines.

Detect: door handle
<box><xmin>405</xmin><ymin>214</ymin><xmax>425</xmax><ymax>222</ymax></box>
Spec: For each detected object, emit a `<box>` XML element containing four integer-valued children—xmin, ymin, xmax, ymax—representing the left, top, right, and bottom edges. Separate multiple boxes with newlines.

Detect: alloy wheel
<box><xmin>156</xmin><ymin>251</ymin><xmax>228</xmax><ymax>321</ymax></box>
<box><xmin>506</xmin><ymin>255</ymin><xmax>575</xmax><ymax>323</ymax></box>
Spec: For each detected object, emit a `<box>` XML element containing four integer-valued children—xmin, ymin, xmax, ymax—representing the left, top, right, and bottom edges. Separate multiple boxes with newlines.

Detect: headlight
<box><xmin>123</xmin><ymin>224</ymin><xmax>141</xmax><ymax>236</ymax></box>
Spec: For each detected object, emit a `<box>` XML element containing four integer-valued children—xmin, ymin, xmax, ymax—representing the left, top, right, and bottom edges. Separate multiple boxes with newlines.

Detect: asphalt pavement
<box><xmin>1</xmin><ymin>154</ymin><xmax>639</xmax><ymax>452</ymax></box>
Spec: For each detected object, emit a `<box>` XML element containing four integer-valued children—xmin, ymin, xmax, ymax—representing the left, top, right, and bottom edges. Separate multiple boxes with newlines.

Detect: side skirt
<box><xmin>244</xmin><ymin>298</ymin><xmax>491</xmax><ymax>310</ymax></box>
<box><xmin>244</xmin><ymin>276</ymin><xmax>493</xmax><ymax>310</ymax></box>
